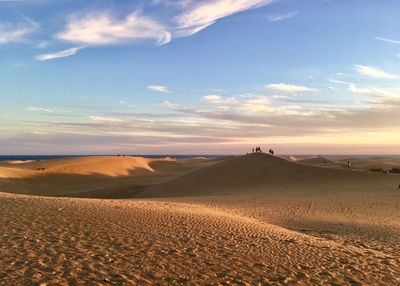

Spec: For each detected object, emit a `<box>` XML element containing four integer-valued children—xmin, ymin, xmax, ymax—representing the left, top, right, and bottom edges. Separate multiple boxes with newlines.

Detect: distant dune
<box><xmin>0</xmin><ymin>156</ymin><xmax>176</xmax><ymax>178</ymax></box>
<box><xmin>142</xmin><ymin>153</ymin><xmax>399</xmax><ymax>198</ymax></box>
<box><xmin>331</xmin><ymin>156</ymin><xmax>400</xmax><ymax>172</ymax></box>
<box><xmin>296</xmin><ymin>156</ymin><xmax>344</xmax><ymax>169</ymax></box>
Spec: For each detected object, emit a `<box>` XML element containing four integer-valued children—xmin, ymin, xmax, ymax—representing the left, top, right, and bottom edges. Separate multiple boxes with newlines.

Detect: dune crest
<box><xmin>0</xmin><ymin>156</ymin><xmax>176</xmax><ymax>178</ymax></box>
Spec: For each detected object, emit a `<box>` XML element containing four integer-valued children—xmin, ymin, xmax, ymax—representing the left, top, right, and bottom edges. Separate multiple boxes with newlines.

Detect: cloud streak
<box><xmin>268</xmin><ymin>11</ymin><xmax>299</xmax><ymax>22</ymax></box>
<box><xmin>147</xmin><ymin>85</ymin><xmax>171</xmax><ymax>93</ymax></box>
<box><xmin>266</xmin><ymin>83</ymin><xmax>318</xmax><ymax>93</ymax></box>
<box><xmin>35</xmin><ymin>46</ymin><xmax>83</xmax><ymax>61</ymax></box>
<box><xmin>375</xmin><ymin>36</ymin><xmax>400</xmax><ymax>45</ymax></box>
<box><xmin>57</xmin><ymin>10</ymin><xmax>171</xmax><ymax>46</ymax></box>
<box><xmin>354</xmin><ymin>65</ymin><xmax>400</xmax><ymax>80</ymax></box>
<box><xmin>174</xmin><ymin>0</ymin><xmax>275</xmax><ymax>36</ymax></box>
<box><xmin>0</xmin><ymin>17</ymin><xmax>38</xmax><ymax>44</ymax></box>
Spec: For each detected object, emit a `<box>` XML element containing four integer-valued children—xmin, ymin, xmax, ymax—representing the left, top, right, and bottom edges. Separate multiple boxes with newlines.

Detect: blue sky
<box><xmin>1</xmin><ymin>0</ymin><xmax>400</xmax><ymax>155</ymax></box>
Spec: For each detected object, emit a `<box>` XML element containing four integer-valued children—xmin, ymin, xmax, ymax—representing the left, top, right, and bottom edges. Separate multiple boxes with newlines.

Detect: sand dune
<box><xmin>0</xmin><ymin>156</ymin><xmax>225</xmax><ymax>196</ymax></box>
<box><xmin>296</xmin><ymin>156</ymin><xmax>345</xmax><ymax>169</ymax></box>
<box><xmin>1</xmin><ymin>192</ymin><xmax>399</xmax><ymax>285</ymax></box>
<box><xmin>331</xmin><ymin>157</ymin><xmax>400</xmax><ymax>172</ymax></box>
<box><xmin>1</xmin><ymin>154</ymin><xmax>400</xmax><ymax>284</ymax></box>
<box><xmin>0</xmin><ymin>156</ymin><xmax>176</xmax><ymax>178</ymax></box>
<box><xmin>143</xmin><ymin>153</ymin><xmax>399</xmax><ymax>198</ymax></box>
<box><xmin>1</xmin><ymin>153</ymin><xmax>399</xmax><ymax>198</ymax></box>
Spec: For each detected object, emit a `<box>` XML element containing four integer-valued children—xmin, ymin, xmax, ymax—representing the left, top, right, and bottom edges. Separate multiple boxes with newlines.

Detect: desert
<box><xmin>1</xmin><ymin>153</ymin><xmax>399</xmax><ymax>285</ymax></box>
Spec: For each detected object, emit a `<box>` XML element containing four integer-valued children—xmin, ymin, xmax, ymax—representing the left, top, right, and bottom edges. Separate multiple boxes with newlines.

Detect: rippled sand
<box><xmin>1</xmin><ymin>193</ymin><xmax>399</xmax><ymax>285</ymax></box>
<box><xmin>1</xmin><ymin>154</ymin><xmax>400</xmax><ymax>285</ymax></box>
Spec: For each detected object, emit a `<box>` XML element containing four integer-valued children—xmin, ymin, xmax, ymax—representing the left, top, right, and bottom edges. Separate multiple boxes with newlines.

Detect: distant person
<box><xmin>347</xmin><ymin>161</ymin><xmax>351</xmax><ymax>169</ymax></box>
<box><xmin>252</xmin><ymin>148</ymin><xmax>254</xmax><ymax>153</ymax></box>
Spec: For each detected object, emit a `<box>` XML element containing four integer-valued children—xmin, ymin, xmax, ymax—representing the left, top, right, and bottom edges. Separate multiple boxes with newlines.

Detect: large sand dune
<box><xmin>0</xmin><ymin>156</ymin><xmax>221</xmax><ymax>196</ymax></box>
<box><xmin>1</xmin><ymin>154</ymin><xmax>400</xmax><ymax>284</ymax></box>
<box><xmin>1</xmin><ymin>192</ymin><xmax>399</xmax><ymax>285</ymax></box>
<box><xmin>143</xmin><ymin>153</ymin><xmax>399</xmax><ymax>198</ymax></box>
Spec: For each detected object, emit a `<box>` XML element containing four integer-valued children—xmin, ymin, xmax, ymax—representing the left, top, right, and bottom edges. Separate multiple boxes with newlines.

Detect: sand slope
<box><xmin>143</xmin><ymin>153</ymin><xmax>399</xmax><ymax>198</ymax></box>
<box><xmin>0</xmin><ymin>156</ymin><xmax>226</xmax><ymax>196</ymax></box>
<box><xmin>1</xmin><ymin>153</ymin><xmax>398</xmax><ymax>198</ymax></box>
<box><xmin>1</xmin><ymin>192</ymin><xmax>399</xmax><ymax>285</ymax></box>
<box><xmin>331</xmin><ymin>157</ymin><xmax>400</xmax><ymax>172</ymax></box>
<box><xmin>0</xmin><ymin>156</ymin><xmax>176</xmax><ymax>178</ymax></box>
<box><xmin>296</xmin><ymin>156</ymin><xmax>344</xmax><ymax>169</ymax></box>
<box><xmin>1</xmin><ymin>155</ymin><xmax>400</xmax><ymax>284</ymax></box>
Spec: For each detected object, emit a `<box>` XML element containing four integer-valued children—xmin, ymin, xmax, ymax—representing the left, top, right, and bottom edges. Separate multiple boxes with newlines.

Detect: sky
<box><xmin>1</xmin><ymin>0</ymin><xmax>400</xmax><ymax>155</ymax></box>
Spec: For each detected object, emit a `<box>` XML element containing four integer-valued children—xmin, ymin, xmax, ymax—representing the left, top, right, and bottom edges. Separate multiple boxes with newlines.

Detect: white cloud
<box><xmin>347</xmin><ymin>84</ymin><xmax>398</xmax><ymax>98</ymax></box>
<box><xmin>266</xmin><ymin>83</ymin><xmax>318</xmax><ymax>93</ymax></box>
<box><xmin>354</xmin><ymin>65</ymin><xmax>400</xmax><ymax>80</ymax></box>
<box><xmin>374</xmin><ymin>36</ymin><xmax>400</xmax><ymax>45</ymax></box>
<box><xmin>240</xmin><ymin>96</ymin><xmax>271</xmax><ymax>112</ymax></box>
<box><xmin>200</xmin><ymin>94</ymin><xmax>303</xmax><ymax>115</ymax></box>
<box><xmin>0</xmin><ymin>17</ymin><xmax>38</xmax><ymax>44</ymax></box>
<box><xmin>57</xmin><ymin>10</ymin><xmax>171</xmax><ymax>46</ymax></box>
<box><xmin>202</xmin><ymin>94</ymin><xmax>240</xmax><ymax>108</ymax></box>
<box><xmin>88</xmin><ymin>116</ymin><xmax>124</xmax><ymax>123</ymax></box>
<box><xmin>174</xmin><ymin>0</ymin><xmax>274</xmax><ymax>36</ymax></box>
<box><xmin>147</xmin><ymin>85</ymin><xmax>171</xmax><ymax>93</ymax></box>
<box><xmin>202</xmin><ymin>95</ymin><xmax>239</xmax><ymax>106</ymax></box>
<box><xmin>268</xmin><ymin>11</ymin><xmax>299</xmax><ymax>22</ymax></box>
<box><xmin>35</xmin><ymin>46</ymin><xmax>82</xmax><ymax>61</ymax></box>
<box><xmin>329</xmin><ymin>79</ymin><xmax>353</xmax><ymax>85</ymax></box>
<box><xmin>27</xmin><ymin>106</ymin><xmax>70</xmax><ymax>113</ymax></box>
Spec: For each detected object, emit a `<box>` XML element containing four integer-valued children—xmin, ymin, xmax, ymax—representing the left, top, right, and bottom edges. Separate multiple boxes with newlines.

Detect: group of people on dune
<box><xmin>251</xmin><ymin>146</ymin><xmax>274</xmax><ymax>155</ymax></box>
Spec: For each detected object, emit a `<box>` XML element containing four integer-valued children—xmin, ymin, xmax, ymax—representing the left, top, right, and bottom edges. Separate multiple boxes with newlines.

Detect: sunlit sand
<box><xmin>1</xmin><ymin>153</ymin><xmax>399</xmax><ymax>285</ymax></box>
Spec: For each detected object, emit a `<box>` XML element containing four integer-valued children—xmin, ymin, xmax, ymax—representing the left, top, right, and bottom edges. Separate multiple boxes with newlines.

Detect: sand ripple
<box><xmin>1</xmin><ymin>193</ymin><xmax>399</xmax><ymax>285</ymax></box>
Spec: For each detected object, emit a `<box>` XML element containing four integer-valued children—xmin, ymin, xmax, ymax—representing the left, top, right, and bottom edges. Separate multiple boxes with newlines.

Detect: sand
<box><xmin>1</xmin><ymin>154</ymin><xmax>400</xmax><ymax>285</ymax></box>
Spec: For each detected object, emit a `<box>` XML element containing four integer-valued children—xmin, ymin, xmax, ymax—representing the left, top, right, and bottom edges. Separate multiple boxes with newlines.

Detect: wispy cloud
<box><xmin>88</xmin><ymin>115</ymin><xmax>125</xmax><ymax>123</ymax></box>
<box><xmin>268</xmin><ymin>11</ymin><xmax>299</xmax><ymax>22</ymax></box>
<box><xmin>27</xmin><ymin>106</ymin><xmax>70</xmax><ymax>113</ymax></box>
<box><xmin>35</xmin><ymin>46</ymin><xmax>82</xmax><ymax>61</ymax></box>
<box><xmin>0</xmin><ymin>17</ymin><xmax>38</xmax><ymax>44</ymax></box>
<box><xmin>174</xmin><ymin>0</ymin><xmax>275</xmax><ymax>36</ymax></box>
<box><xmin>354</xmin><ymin>65</ymin><xmax>400</xmax><ymax>80</ymax></box>
<box><xmin>57</xmin><ymin>10</ymin><xmax>171</xmax><ymax>46</ymax></box>
<box><xmin>347</xmin><ymin>84</ymin><xmax>398</xmax><ymax>98</ymax></box>
<box><xmin>147</xmin><ymin>85</ymin><xmax>171</xmax><ymax>93</ymax></box>
<box><xmin>265</xmin><ymin>83</ymin><xmax>318</xmax><ymax>93</ymax></box>
<box><xmin>32</xmin><ymin>1</ymin><xmax>274</xmax><ymax>60</ymax></box>
<box><xmin>329</xmin><ymin>79</ymin><xmax>353</xmax><ymax>85</ymax></box>
<box><xmin>201</xmin><ymin>94</ymin><xmax>302</xmax><ymax>115</ymax></box>
<box><xmin>202</xmin><ymin>95</ymin><xmax>239</xmax><ymax>106</ymax></box>
<box><xmin>374</xmin><ymin>36</ymin><xmax>400</xmax><ymax>45</ymax></box>
<box><xmin>152</xmin><ymin>0</ymin><xmax>193</xmax><ymax>8</ymax></box>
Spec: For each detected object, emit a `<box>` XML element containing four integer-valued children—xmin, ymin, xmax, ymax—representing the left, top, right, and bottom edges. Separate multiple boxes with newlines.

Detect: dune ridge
<box><xmin>0</xmin><ymin>156</ymin><xmax>176</xmax><ymax>179</ymax></box>
<box><xmin>1</xmin><ymin>154</ymin><xmax>400</xmax><ymax>284</ymax></box>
